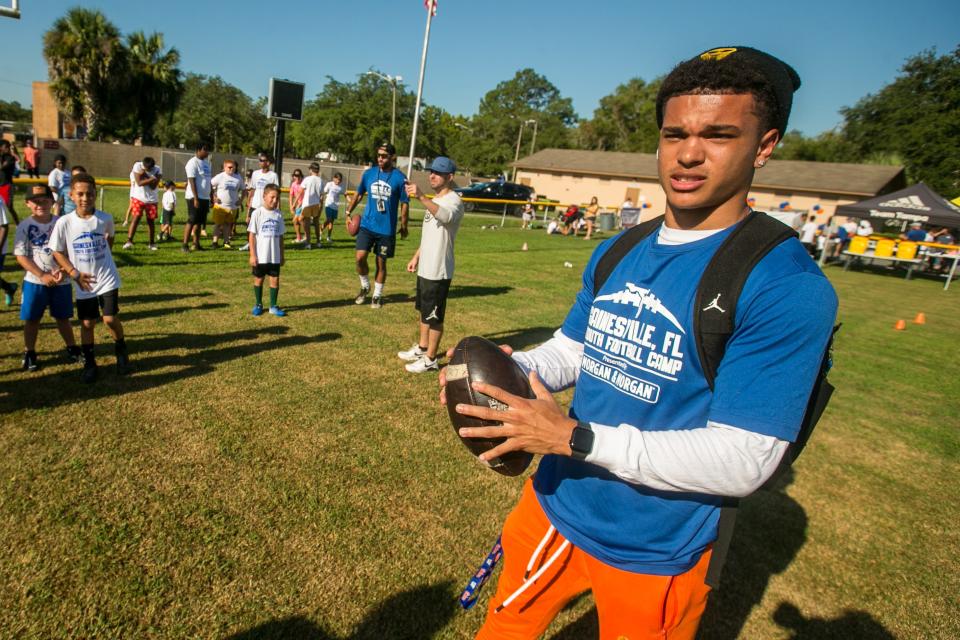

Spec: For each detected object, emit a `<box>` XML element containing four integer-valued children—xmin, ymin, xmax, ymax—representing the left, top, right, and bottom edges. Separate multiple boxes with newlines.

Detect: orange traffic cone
<box><xmin>913</xmin><ymin>312</ymin><xmax>926</xmax><ymax>324</ymax></box>
<box><xmin>894</xmin><ymin>319</ymin><xmax>907</xmax><ymax>331</ymax></box>
<box><xmin>521</xmin><ymin>242</ymin><xmax>528</xmax><ymax>251</ymax></box>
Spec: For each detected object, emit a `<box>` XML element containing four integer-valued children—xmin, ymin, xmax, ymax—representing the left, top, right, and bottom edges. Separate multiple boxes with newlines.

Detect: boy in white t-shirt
<box><xmin>159</xmin><ymin>181</ymin><xmax>177</xmax><ymax>241</ymax></box>
<box><xmin>399</xmin><ymin>157</ymin><xmax>464</xmax><ymax>373</ymax></box>
<box><xmin>247</xmin><ymin>184</ymin><xmax>286</xmax><ymax>317</ymax></box>
<box><xmin>322</xmin><ymin>172</ymin><xmax>344</xmax><ymax>246</ymax></box>
<box><xmin>240</xmin><ymin>153</ymin><xmax>279</xmax><ymax>251</ymax></box>
<box><xmin>49</xmin><ymin>173</ymin><xmax>132</xmax><ymax>383</ymax></box>
<box><xmin>123</xmin><ymin>157</ymin><xmax>162</xmax><ymax>250</ymax></box>
<box><xmin>210</xmin><ymin>159</ymin><xmax>245</xmax><ymax>249</ymax></box>
<box><xmin>299</xmin><ymin>163</ymin><xmax>324</xmax><ymax>248</ymax></box>
<box><xmin>14</xmin><ymin>185</ymin><xmax>82</xmax><ymax>371</ymax></box>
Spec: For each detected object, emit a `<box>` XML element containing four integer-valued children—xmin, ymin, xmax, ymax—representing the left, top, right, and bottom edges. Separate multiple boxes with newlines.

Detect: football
<box><xmin>346</xmin><ymin>214</ymin><xmax>361</xmax><ymax>236</ymax></box>
<box><xmin>445</xmin><ymin>336</ymin><xmax>535</xmax><ymax>476</ymax></box>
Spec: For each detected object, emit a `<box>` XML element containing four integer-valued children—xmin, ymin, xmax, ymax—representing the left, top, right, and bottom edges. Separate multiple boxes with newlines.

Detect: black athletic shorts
<box><xmin>416</xmin><ymin>276</ymin><xmax>451</xmax><ymax>327</ymax></box>
<box><xmin>76</xmin><ymin>288</ymin><xmax>120</xmax><ymax>321</ymax></box>
<box><xmin>355</xmin><ymin>227</ymin><xmax>395</xmax><ymax>259</ymax></box>
<box><xmin>187</xmin><ymin>198</ymin><xmax>210</xmax><ymax>225</ymax></box>
<box><xmin>161</xmin><ymin>208</ymin><xmax>175</xmax><ymax>226</ymax></box>
<box><xmin>252</xmin><ymin>263</ymin><xmax>281</xmax><ymax>278</ymax></box>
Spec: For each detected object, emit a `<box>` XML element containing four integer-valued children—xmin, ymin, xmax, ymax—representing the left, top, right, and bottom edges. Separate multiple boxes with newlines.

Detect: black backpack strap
<box><xmin>694</xmin><ymin>210</ymin><xmax>798</xmax><ymax>389</ymax></box>
<box><xmin>695</xmin><ymin>211</ymin><xmax>797</xmax><ymax>590</ymax></box>
<box><xmin>592</xmin><ymin>215</ymin><xmax>665</xmax><ymax>296</ymax></box>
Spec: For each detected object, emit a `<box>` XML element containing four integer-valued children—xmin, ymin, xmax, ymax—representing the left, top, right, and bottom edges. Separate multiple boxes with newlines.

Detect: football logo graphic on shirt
<box><xmin>582</xmin><ymin>283</ymin><xmax>688</xmax><ymax>403</ymax></box>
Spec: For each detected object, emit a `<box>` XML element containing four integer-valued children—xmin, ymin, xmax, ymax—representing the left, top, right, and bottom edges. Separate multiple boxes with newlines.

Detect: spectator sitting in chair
<box><xmin>560</xmin><ymin>204</ymin><xmax>581</xmax><ymax>236</ymax></box>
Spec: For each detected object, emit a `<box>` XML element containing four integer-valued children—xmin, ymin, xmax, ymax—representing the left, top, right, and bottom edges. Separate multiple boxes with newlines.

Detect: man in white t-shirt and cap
<box><xmin>182</xmin><ymin>142</ymin><xmax>212</xmax><ymax>253</ymax></box>
<box><xmin>399</xmin><ymin>156</ymin><xmax>464</xmax><ymax>373</ymax></box>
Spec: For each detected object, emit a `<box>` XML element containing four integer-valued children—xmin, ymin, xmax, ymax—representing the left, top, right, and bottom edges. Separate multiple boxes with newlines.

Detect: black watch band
<box><xmin>569</xmin><ymin>421</ymin><xmax>595</xmax><ymax>461</ymax></box>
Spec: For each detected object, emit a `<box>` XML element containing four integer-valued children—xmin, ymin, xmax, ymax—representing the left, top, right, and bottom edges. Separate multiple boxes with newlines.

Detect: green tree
<box><xmin>580</xmin><ymin>77</ymin><xmax>662</xmax><ymax>153</ymax></box>
<box><xmin>42</xmin><ymin>7</ymin><xmax>126</xmax><ymax>139</ymax></box>
<box><xmin>775</xmin><ymin>130</ymin><xmax>859</xmax><ymax>163</ymax></box>
<box><xmin>115</xmin><ymin>31</ymin><xmax>182</xmax><ymax>144</ymax></box>
<box><xmin>465</xmin><ymin>69</ymin><xmax>578</xmax><ymax>176</ymax></box>
<box><xmin>0</xmin><ymin>100</ymin><xmax>31</xmax><ymax>123</ymax></box>
<box><xmin>840</xmin><ymin>46</ymin><xmax>960</xmax><ymax>194</ymax></box>
<box><xmin>154</xmin><ymin>74</ymin><xmax>270</xmax><ymax>154</ymax></box>
<box><xmin>289</xmin><ymin>73</ymin><xmax>420</xmax><ymax>164</ymax></box>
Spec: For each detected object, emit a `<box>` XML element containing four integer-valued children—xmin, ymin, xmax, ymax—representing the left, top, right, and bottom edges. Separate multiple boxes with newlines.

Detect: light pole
<box><xmin>511</xmin><ymin>118</ymin><xmax>538</xmax><ymax>181</ymax></box>
<box><xmin>365</xmin><ymin>70</ymin><xmax>403</xmax><ymax>145</ymax></box>
<box><xmin>527</xmin><ymin>119</ymin><xmax>539</xmax><ymax>155</ymax></box>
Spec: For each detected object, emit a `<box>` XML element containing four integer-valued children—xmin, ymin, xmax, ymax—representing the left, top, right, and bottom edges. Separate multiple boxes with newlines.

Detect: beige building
<box><xmin>32</xmin><ymin>81</ymin><xmax>80</xmax><ymax>141</ymax></box>
<box><xmin>514</xmin><ymin>149</ymin><xmax>906</xmax><ymax>224</ymax></box>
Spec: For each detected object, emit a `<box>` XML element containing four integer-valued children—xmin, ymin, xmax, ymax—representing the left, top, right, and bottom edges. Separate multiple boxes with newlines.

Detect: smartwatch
<box><xmin>568</xmin><ymin>421</ymin><xmax>595</xmax><ymax>461</ymax></box>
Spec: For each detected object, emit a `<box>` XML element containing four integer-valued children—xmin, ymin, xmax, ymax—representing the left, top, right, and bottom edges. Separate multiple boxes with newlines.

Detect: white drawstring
<box><xmin>525</xmin><ymin>525</ymin><xmax>555</xmax><ymax>579</ymax></box>
<box><xmin>496</xmin><ymin>525</ymin><xmax>571</xmax><ymax>613</ymax></box>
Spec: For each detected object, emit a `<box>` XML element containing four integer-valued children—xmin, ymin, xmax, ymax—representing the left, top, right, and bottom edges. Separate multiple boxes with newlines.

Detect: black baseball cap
<box><xmin>25</xmin><ymin>184</ymin><xmax>54</xmax><ymax>202</ymax></box>
<box><xmin>656</xmin><ymin>46</ymin><xmax>801</xmax><ymax>135</ymax></box>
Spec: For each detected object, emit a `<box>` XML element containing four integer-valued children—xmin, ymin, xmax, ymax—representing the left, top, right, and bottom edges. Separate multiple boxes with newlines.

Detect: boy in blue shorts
<box><xmin>248</xmin><ymin>184</ymin><xmax>286</xmax><ymax>317</ymax></box>
<box><xmin>13</xmin><ymin>185</ymin><xmax>82</xmax><ymax>371</ymax></box>
<box><xmin>344</xmin><ymin>142</ymin><xmax>409</xmax><ymax>309</ymax></box>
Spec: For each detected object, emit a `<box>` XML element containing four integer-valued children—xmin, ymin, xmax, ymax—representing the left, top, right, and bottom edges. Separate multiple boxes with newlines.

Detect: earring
<box><xmin>756</xmin><ymin>160</ymin><xmax>766</xmax><ymax>168</ymax></box>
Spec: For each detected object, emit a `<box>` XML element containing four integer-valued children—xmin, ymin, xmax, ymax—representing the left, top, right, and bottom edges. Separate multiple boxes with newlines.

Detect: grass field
<box><xmin>1</xmin><ymin>184</ymin><xmax>958</xmax><ymax>639</ymax></box>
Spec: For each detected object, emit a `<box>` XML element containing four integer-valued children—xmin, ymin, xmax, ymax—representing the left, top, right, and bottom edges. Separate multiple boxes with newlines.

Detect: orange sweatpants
<box><xmin>476</xmin><ymin>480</ymin><xmax>712</xmax><ymax>640</ymax></box>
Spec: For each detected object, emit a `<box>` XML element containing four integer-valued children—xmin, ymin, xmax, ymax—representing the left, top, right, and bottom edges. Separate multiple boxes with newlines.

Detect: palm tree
<box><xmin>42</xmin><ymin>8</ymin><xmax>125</xmax><ymax>139</ymax></box>
<box><xmin>124</xmin><ymin>31</ymin><xmax>182</xmax><ymax>143</ymax></box>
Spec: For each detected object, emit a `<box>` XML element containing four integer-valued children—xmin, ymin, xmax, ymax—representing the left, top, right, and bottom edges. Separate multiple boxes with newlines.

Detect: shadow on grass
<box><xmin>0</xmin><ymin>299</ymin><xmax>228</xmax><ymax>337</ymax></box>
<box><xmin>485</xmin><ymin>326</ymin><xmax>556</xmax><ymax>351</ymax></box>
<box><xmin>449</xmin><ymin>284</ymin><xmax>513</xmax><ymax>299</ymax></box>
<box><xmin>284</xmin><ymin>292</ymin><xmax>413</xmax><ymax>312</ymax></box>
<box><xmin>696</xmin><ymin>469</ymin><xmax>808</xmax><ymax>639</ymax></box>
<box><xmin>283</xmin><ymin>285</ymin><xmax>511</xmax><ymax>313</ymax></box>
<box><xmin>122</xmin><ymin>291</ymin><xmax>212</xmax><ymax>304</ymax></box>
<box><xmin>223</xmin><ymin>580</ymin><xmax>456</xmax><ymax>640</ymax></box>
<box><xmin>0</xmin><ymin>326</ymin><xmax>340</xmax><ymax>412</ymax></box>
<box><xmin>550</xmin><ymin>469</ymin><xmax>888</xmax><ymax>639</ymax></box>
<box><xmin>771</xmin><ymin>601</ymin><xmax>896</xmax><ymax>639</ymax></box>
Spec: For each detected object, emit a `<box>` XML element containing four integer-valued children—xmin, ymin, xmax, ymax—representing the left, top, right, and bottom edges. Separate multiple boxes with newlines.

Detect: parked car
<box><xmin>454</xmin><ymin>181</ymin><xmax>534</xmax><ymax>215</ymax></box>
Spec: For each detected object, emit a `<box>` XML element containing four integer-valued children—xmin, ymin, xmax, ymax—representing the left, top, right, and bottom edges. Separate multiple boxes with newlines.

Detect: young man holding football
<box><xmin>344</xmin><ymin>142</ymin><xmax>409</xmax><ymax>309</ymax></box>
<box><xmin>442</xmin><ymin>47</ymin><xmax>837</xmax><ymax>639</ymax></box>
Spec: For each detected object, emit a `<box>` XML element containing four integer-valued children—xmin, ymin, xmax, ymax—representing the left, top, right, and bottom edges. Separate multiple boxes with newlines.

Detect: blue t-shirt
<box><xmin>905</xmin><ymin>229</ymin><xmax>926</xmax><ymax>242</ymax></box>
<box><xmin>534</xmin><ymin>225</ymin><xmax>837</xmax><ymax>576</ymax></box>
<box><xmin>356</xmin><ymin>167</ymin><xmax>409</xmax><ymax>236</ymax></box>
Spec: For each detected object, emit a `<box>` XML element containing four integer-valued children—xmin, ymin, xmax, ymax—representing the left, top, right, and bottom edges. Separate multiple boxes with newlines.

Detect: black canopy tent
<box><xmin>835</xmin><ymin>182</ymin><xmax>960</xmax><ymax>229</ymax></box>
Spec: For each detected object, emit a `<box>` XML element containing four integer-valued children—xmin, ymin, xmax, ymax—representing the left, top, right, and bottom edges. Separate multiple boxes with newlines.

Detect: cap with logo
<box><xmin>428</xmin><ymin>156</ymin><xmax>456</xmax><ymax>174</ymax></box>
<box><xmin>25</xmin><ymin>184</ymin><xmax>54</xmax><ymax>202</ymax></box>
<box><xmin>656</xmin><ymin>46</ymin><xmax>802</xmax><ymax>135</ymax></box>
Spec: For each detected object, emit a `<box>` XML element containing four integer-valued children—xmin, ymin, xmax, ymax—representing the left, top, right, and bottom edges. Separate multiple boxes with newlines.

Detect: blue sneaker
<box><xmin>252</xmin><ymin>304</ymin><xmax>264</xmax><ymax>316</ymax></box>
<box><xmin>269</xmin><ymin>306</ymin><xmax>287</xmax><ymax>317</ymax></box>
<box><xmin>4</xmin><ymin>282</ymin><xmax>17</xmax><ymax>306</ymax></box>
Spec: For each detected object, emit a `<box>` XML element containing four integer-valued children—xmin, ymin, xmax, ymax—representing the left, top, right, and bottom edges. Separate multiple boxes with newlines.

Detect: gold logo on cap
<box><xmin>700</xmin><ymin>47</ymin><xmax>738</xmax><ymax>61</ymax></box>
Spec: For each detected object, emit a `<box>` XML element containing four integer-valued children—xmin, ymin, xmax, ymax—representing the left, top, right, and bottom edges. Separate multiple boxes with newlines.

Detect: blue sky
<box><xmin>1</xmin><ymin>0</ymin><xmax>958</xmax><ymax>136</ymax></box>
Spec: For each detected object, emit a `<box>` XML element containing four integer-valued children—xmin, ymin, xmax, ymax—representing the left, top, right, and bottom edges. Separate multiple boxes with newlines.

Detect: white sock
<box><xmin>373</xmin><ymin>282</ymin><xmax>384</xmax><ymax>297</ymax></box>
<box><xmin>360</xmin><ymin>275</ymin><xmax>370</xmax><ymax>289</ymax></box>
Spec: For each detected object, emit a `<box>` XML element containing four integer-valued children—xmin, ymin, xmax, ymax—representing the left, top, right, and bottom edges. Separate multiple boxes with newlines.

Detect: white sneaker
<box><xmin>398</xmin><ymin>344</ymin><xmax>426</xmax><ymax>361</ymax></box>
<box><xmin>405</xmin><ymin>355</ymin><xmax>439</xmax><ymax>373</ymax></box>
<box><xmin>122</xmin><ymin>241</ymin><xmax>134</xmax><ymax>249</ymax></box>
<box><xmin>148</xmin><ymin>244</ymin><xmax>158</xmax><ymax>251</ymax></box>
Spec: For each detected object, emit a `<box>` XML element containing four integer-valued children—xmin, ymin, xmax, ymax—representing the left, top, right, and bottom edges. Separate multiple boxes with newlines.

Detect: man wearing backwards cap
<box><xmin>443</xmin><ymin>47</ymin><xmax>837</xmax><ymax>638</ymax></box>
<box><xmin>399</xmin><ymin>157</ymin><xmax>464</xmax><ymax>373</ymax></box>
